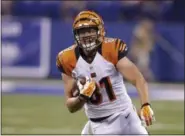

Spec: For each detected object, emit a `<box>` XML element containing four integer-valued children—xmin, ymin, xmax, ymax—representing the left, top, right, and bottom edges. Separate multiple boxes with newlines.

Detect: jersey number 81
<box><xmin>89</xmin><ymin>73</ymin><xmax>116</xmax><ymax>105</ymax></box>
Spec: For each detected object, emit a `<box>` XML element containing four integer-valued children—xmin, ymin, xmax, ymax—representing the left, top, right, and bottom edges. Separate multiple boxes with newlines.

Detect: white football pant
<box><xmin>81</xmin><ymin>107</ymin><xmax>148</xmax><ymax>135</ymax></box>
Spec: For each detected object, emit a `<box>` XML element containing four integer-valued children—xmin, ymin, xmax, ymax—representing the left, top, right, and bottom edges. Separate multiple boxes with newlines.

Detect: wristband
<box><xmin>141</xmin><ymin>103</ymin><xmax>151</xmax><ymax>108</ymax></box>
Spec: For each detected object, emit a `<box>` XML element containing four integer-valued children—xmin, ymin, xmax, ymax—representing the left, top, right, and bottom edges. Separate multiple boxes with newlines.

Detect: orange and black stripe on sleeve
<box><xmin>101</xmin><ymin>38</ymin><xmax>128</xmax><ymax>65</ymax></box>
<box><xmin>117</xmin><ymin>40</ymin><xmax>128</xmax><ymax>61</ymax></box>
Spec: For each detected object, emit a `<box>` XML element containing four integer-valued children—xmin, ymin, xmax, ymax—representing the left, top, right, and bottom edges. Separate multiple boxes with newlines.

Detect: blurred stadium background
<box><xmin>1</xmin><ymin>0</ymin><xmax>184</xmax><ymax>135</ymax></box>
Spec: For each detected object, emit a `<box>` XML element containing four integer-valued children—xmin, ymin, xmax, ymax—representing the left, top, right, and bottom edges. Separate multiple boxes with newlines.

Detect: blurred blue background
<box><xmin>2</xmin><ymin>0</ymin><xmax>184</xmax><ymax>82</ymax></box>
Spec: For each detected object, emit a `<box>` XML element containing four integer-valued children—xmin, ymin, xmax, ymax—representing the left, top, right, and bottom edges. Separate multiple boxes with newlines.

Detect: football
<box><xmin>71</xmin><ymin>77</ymin><xmax>86</xmax><ymax>97</ymax></box>
<box><xmin>79</xmin><ymin>76</ymin><xmax>86</xmax><ymax>85</ymax></box>
<box><xmin>71</xmin><ymin>77</ymin><xmax>100</xmax><ymax>97</ymax></box>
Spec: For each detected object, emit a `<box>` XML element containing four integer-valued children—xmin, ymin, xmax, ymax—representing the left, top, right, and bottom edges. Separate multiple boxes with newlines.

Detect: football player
<box><xmin>56</xmin><ymin>10</ymin><xmax>155</xmax><ymax>135</ymax></box>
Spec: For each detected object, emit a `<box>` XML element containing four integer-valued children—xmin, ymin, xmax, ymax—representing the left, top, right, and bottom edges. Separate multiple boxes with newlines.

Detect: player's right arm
<box><xmin>62</xmin><ymin>73</ymin><xmax>87</xmax><ymax>113</ymax></box>
<box><xmin>56</xmin><ymin>48</ymin><xmax>97</xmax><ymax>113</ymax></box>
<box><xmin>56</xmin><ymin>50</ymin><xmax>86</xmax><ymax>113</ymax></box>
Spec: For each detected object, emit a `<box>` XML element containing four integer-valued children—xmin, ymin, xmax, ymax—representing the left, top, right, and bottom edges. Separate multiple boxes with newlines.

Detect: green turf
<box><xmin>2</xmin><ymin>94</ymin><xmax>184</xmax><ymax>135</ymax></box>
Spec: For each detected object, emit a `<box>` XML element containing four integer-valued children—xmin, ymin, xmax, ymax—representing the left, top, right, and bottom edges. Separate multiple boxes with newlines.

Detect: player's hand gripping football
<box><xmin>77</xmin><ymin>76</ymin><xmax>96</xmax><ymax>100</ymax></box>
<box><xmin>140</xmin><ymin>103</ymin><xmax>155</xmax><ymax>127</ymax></box>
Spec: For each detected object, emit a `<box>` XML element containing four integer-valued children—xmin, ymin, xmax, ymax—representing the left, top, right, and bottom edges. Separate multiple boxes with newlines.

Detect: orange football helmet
<box><xmin>73</xmin><ymin>10</ymin><xmax>105</xmax><ymax>54</ymax></box>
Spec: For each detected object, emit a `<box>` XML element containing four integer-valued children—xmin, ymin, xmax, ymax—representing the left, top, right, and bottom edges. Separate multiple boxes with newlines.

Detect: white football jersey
<box><xmin>57</xmin><ymin>37</ymin><xmax>133</xmax><ymax>118</ymax></box>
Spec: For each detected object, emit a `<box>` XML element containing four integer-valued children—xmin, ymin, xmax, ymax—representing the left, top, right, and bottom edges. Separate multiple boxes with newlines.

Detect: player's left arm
<box><xmin>117</xmin><ymin>57</ymin><xmax>149</xmax><ymax>105</ymax></box>
<box><xmin>115</xmin><ymin>40</ymin><xmax>155</xmax><ymax>126</ymax></box>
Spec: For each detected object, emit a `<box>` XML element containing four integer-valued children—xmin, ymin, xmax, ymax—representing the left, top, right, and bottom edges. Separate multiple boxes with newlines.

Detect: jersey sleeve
<box><xmin>102</xmin><ymin>38</ymin><xmax>128</xmax><ymax>65</ymax></box>
<box><xmin>56</xmin><ymin>46</ymin><xmax>77</xmax><ymax>77</ymax></box>
<box><xmin>56</xmin><ymin>54</ymin><xmax>66</xmax><ymax>74</ymax></box>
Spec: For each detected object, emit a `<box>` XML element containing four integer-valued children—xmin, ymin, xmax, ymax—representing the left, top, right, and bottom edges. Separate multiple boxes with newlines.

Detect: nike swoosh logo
<box><xmin>125</xmin><ymin>113</ymin><xmax>130</xmax><ymax>119</ymax></box>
